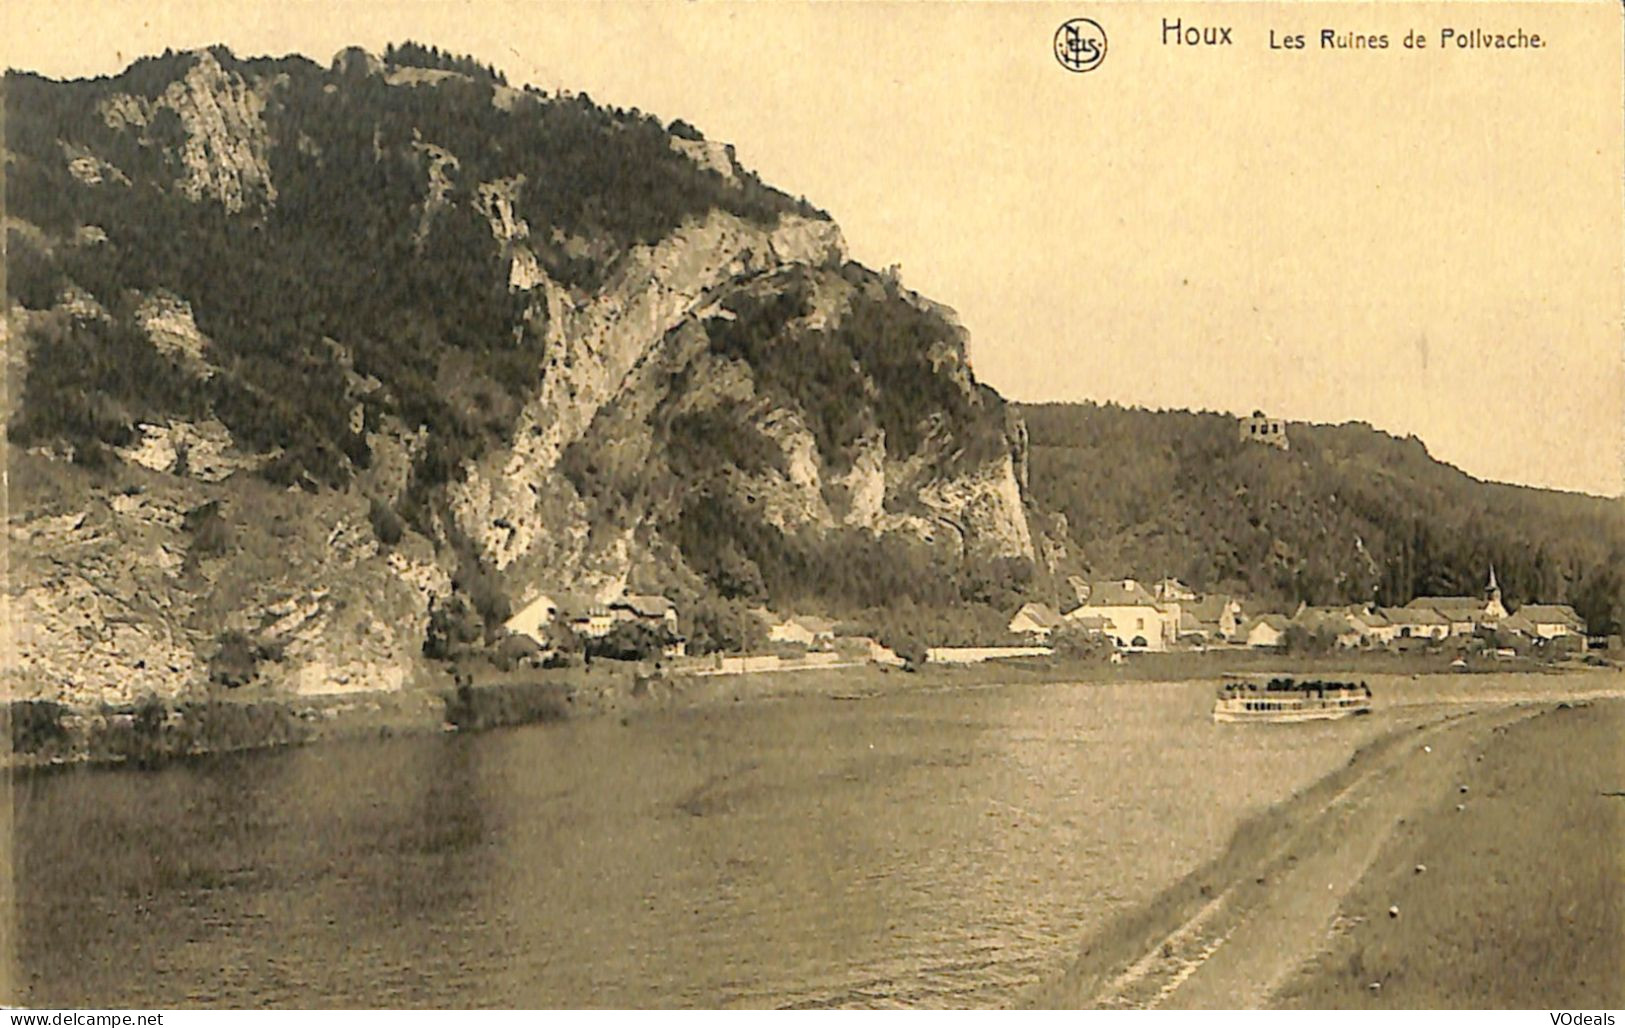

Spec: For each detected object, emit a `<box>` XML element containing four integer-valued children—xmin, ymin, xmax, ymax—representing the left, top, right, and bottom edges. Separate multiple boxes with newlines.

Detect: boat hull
<box><xmin>1212</xmin><ymin>703</ymin><xmax>1369</xmax><ymax>724</ymax></box>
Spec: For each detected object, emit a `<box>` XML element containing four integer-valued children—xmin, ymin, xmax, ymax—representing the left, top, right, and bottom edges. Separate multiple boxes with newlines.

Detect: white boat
<box><xmin>1213</xmin><ymin>674</ymin><xmax>1372</xmax><ymax>723</ymax></box>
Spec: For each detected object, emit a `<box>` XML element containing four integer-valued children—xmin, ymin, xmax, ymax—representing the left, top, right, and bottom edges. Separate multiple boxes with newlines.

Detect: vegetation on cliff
<box><xmin>6</xmin><ymin>44</ymin><xmax>819</xmax><ymax>489</ymax></box>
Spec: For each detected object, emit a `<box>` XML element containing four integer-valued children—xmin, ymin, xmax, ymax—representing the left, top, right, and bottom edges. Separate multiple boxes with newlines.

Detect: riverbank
<box><xmin>5</xmin><ymin>648</ymin><xmax>1615</xmax><ymax>771</ymax></box>
<box><xmin>1026</xmin><ymin>696</ymin><xmax>1625</xmax><ymax>1008</ymax></box>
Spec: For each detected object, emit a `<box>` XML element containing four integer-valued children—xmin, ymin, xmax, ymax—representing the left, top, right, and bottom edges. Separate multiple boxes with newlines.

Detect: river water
<box><xmin>12</xmin><ymin>671</ymin><xmax>1621</xmax><ymax>1007</ymax></box>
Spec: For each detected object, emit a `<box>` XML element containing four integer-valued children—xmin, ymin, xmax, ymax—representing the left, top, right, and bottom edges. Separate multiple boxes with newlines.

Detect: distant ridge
<box><xmin>1018</xmin><ymin>402</ymin><xmax>1624</xmax><ymax>634</ymax></box>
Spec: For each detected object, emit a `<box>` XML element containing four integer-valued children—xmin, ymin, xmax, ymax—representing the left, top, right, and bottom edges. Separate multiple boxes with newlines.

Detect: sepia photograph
<box><xmin>1</xmin><ymin>0</ymin><xmax>1622</xmax><ymax>1012</ymax></box>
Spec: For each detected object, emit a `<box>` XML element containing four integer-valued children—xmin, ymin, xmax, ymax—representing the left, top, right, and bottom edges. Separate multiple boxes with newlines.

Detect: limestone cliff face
<box><xmin>442</xmin><ymin>203</ymin><xmax>1040</xmax><ymax>597</ymax></box>
<box><xmin>445</xmin><ymin>209</ymin><xmax>846</xmax><ymax>571</ymax></box>
<box><xmin>99</xmin><ymin>50</ymin><xmax>277</xmax><ymax>213</ymax></box>
<box><xmin>3</xmin><ymin>462</ymin><xmax>453</xmax><ymax>704</ymax></box>
<box><xmin>909</xmin><ymin>451</ymin><xmax>1035</xmax><ymax>559</ymax></box>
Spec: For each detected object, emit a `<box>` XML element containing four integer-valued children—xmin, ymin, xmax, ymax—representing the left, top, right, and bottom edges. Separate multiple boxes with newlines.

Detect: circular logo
<box><xmin>1054</xmin><ymin>18</ymin><xmax>1108</xmax><ymax>72</ymax></box>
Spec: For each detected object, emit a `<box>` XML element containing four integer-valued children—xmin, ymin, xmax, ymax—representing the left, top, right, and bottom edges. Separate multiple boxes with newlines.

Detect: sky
<box><xmin>4</xmin><ymin>1</ymin><xmax>1622</xmax><ymax>496</ymax></box>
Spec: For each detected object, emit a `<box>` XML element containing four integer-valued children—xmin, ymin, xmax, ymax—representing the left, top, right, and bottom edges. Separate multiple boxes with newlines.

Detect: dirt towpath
<box><xmin>1028</xmin><ymin>698</ymin><xmax>1622</xmax><ymax>1008</ymax></box>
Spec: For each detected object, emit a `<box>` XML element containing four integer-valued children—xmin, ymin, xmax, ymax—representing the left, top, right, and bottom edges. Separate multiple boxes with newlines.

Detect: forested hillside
<box><xmin>1020</xmin><ymin>403</ymin><xmax>1625</xmax><ymax>634</ymax></box>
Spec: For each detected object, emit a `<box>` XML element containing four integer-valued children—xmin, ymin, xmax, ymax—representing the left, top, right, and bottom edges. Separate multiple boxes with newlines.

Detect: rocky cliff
<box><xmin>4</xmin><ymin>44</ymin><xmax>1045</xmax><ymax>704</ymax></box>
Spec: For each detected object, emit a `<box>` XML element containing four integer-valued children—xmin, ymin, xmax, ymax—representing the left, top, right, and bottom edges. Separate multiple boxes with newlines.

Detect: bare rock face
<box><xmin>827</xmin><ymin>432</ymin><xmax>888</xmax><ymax>528</ymax></box>
<box><xmin>441</xmin><ymin>201</ymin><xmax>1040</xmax><ymax>586</ymax></box>
<box><xmin>134</xmin><ymin>291</ymin><xmax>214</xmax><ymax>374</ymax></box>
<box><xmin>669</xmin><ymin>136</ymin><xmax>738</xmax><ymax>185</ymax></box>
<box><xmin>99</xmin><ymin>50</ymin><xmax>277</xmax><ymax>213</ymax></box>
<box><xmin>2</xmin><ymin>452</ymin><xmax>457</xmax><ymax>705</ymax></box>
<box><xmin>330</xmin><ymin>47</ymin><xmax>385</xmax><ymax>78</ymax></box>
<box><xmin>115</xmin><ymin>420</ymin><xmax>265</xmax><ymax>481</ymax></box>
<box><xmin>445</xmin><ymin>209</ymin><xmax>846</xmax><ymax>571</ymax></box>
<box><xmin>912</xmin><ymin>451</ymin><xmax>1036</xmax><ymax>559</ymax></box>
<box><xmin>411</xmin><ymin>139</ymin><xmax>461</xmax><ymax>248</ymax></box>
<box><xmin>475</xmin><ymin>175</ymin><xmax>546</xmax><ymax>291</ymax></box>
<box><xmin>5</xmin><ymin>504</ymin><xmax>201</xmax><ymax>705</ymax></box>
<box><xmin>61</xmin><ymin>142</ymin><xmax>131</xmax><ymax>187</ymax></box>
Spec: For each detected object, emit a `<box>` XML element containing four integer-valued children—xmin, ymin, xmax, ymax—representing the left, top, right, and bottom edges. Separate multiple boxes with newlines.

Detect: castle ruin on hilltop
<box><xmin>1239</xmin><ymin>411</ymin><xmax>1289</xmax><ymax>451</ymax></box>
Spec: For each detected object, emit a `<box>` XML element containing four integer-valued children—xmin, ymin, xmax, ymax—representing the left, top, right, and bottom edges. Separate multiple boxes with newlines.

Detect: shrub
<box><xmin>208</xmin><ymin>629</ymin><xmax>260</xmax><ymax>687</ymax></box>
<box><xmin>184</xmin><ymin>501</ymin><xmax>232</xmax><ymax>559</ymax></box>
<box><xmin>5</xmin><ymin>700</ymin><xmax>72</xmax><ymax>755</ymax></box>
<box><xmin>423</xmin><ymin>594</ymin><xmax>483</xmax><ymax>660</ymax></box>
<box><xmin>586</xmin><ymin>620</ymin><xmax>676</xmax><ymax>662</ymax></box>
<box><xmin>443</xmin><ymin>680</ymin><xmax>570</xmax><ymax>731</ymax></box>
<box><xmin>368</xmin><ymin>496</ymin><xmax>406</xmax><ymax>546</ymax></box>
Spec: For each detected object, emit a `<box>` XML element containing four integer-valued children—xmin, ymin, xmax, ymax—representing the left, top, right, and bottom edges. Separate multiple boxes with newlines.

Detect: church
<box><xmin>1404</xmin><ymin>567</ymin><xmax>1509</xmax><ymax>636</ymax></box>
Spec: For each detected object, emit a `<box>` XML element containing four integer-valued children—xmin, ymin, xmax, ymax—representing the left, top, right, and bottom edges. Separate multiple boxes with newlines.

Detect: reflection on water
<box><xmin>13</xmin><ymin>672</ymin><xmax>1620</xmax><ymax>1007</ymax></box>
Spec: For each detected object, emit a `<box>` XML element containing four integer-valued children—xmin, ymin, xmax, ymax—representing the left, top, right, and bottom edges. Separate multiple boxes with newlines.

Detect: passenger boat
<box><xmin>1213</xmin><ymin>674</ymin><xmax>1372</xmax><ymax>723</ymax></box>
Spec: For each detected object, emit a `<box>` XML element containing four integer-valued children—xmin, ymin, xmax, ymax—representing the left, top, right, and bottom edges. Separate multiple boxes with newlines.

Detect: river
<box><xmin>12</xmin><ymin>671</ymin><xmax>1621</xmax><ymax>1007</ymax></box>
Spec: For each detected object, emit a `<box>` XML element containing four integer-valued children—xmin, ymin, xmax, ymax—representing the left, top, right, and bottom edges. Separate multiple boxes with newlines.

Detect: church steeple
<box><xmin>1485</xmin><ymin>564</ymin><xmax>1505</xmax><ymax>617</ymax></box>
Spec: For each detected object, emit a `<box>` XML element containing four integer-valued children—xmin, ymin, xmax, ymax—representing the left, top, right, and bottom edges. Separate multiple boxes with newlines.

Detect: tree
<box><xmin>1051</xmin><ymin>624</ymin><xmax>1112</xmax><ymax>660</ymax></box>
<box><xmin>208</xmin><ymin>630</ymin><xmax>260</xmax><ymax>688</ymax></box>
<box><xmin>586</xmin><ymin>620</ymin><xmax>676</xmax><ymax>662</ymax></box>
<box><xmin>684</xmin><ymin>596</ymin><xmax>766</xmax><ymax>655</ymax></box>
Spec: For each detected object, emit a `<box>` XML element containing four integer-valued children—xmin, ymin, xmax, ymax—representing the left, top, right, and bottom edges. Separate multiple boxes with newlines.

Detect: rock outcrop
<box><xmin>99</xmin><ymin>49</ymin><xmax>277</xmax><ymax>213</ymax></box>
<box><xmin>445</xmin><ymin>209</ymin><xmax>846</xmax><ymax>570</ymax></box>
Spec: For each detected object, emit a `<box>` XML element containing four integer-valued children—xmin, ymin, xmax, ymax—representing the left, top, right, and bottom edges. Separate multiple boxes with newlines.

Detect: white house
<box><xmin>503</xmin><ymin>592</ymin><xmax>559</xmax><ymax>646</ymax></box>
<box><xmin>1008</xmin><ymin>602</ymin><xmax>1065</xmax><ymax>642</ymax></box>
<box><xmin>1503</xmin><ymin>604</ymin><xmax>1586</xmax><ymax>641</ymax></box>
<box><xmin>1066</xmin><ymin>579</ymin><xmax>1180</xmax><ymax>651</ymax></box>
<box><xmin>1237</xmin><ymin>614</ymin><xmax>1290</xmax><ymax>649</ymax></box>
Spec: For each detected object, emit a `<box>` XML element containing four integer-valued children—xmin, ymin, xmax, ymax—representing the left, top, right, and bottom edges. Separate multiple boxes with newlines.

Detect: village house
<box><xmin>1236</xmin><ymin>613</ymin><xmax>1290</xmax><ymax>649</ymax></box>
<box><xmin>1291</xmin><ymin>607</ymin><xmax>1364</xmax><ymax>649</ymax></box>
<box><xmin>1379</xmin><ymin>606</ymin><xmax>1450</xmax><ymax>641</ymax></box>
<box><xmin>1184</xmin><ymin>595</ymin><xmax>1244</xmax><ymax>641</ymax></box>
<box><xmin>610</xmin><ymin>594</ymin><xmax>680</xmax><ymax>632</ymax></box>
<box><xmin>560</xmin><ymin>595</ymin><xmax>615</xmax><ymax>639</ymax></box>
<box><xmin>1346</xmin><ymin>606</ymin><xmax>1399</xmax><ymax>646</ymax></box>
<box><xmin>1065</xmin><ymin>579</ymin><xmax>1181</xmax><ymax>651</ymax></box>
<box><xmin>1008</xmin><ymin>602</ymin><xmax>1065</xmax><ymax>642</ymax></box>
<box><xmin>502</xmin><ymin>592</ymin><xmax>559</xmax><ymax>647</ymax></box>
<box><xmin>1501</xmin><ymin>604</ymin><xmax>1587</xmax><ymax>641</ymax></box>
<box><xmin>601</xmin><ymin>595</ymin><xmax>685</xmax><ymax>657</ymax></box>
<box><xmin>767</xmin><ymin>614</ymin><xmax>839</xmax><ymax>649</ymax></box>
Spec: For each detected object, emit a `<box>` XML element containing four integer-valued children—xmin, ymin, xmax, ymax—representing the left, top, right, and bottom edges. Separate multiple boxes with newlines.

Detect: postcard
<box><xmin>2</xmin><ymin>0</ymin><xmax>1621</xmax><ymax>1011</ymax></box>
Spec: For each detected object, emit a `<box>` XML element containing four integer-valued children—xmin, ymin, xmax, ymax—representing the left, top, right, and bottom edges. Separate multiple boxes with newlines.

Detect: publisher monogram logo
<box><xmin>1055</xmin><ymin>18</ymin><xmax>1108</xmax><ymax>72</ymax></box>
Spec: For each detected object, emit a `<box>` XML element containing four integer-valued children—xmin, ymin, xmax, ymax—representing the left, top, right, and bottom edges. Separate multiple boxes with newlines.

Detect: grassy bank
<box><xmin>1273</xmin><ymin>699</ymin><xmax>1624</xmax><ymax>1008</ymax></box>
